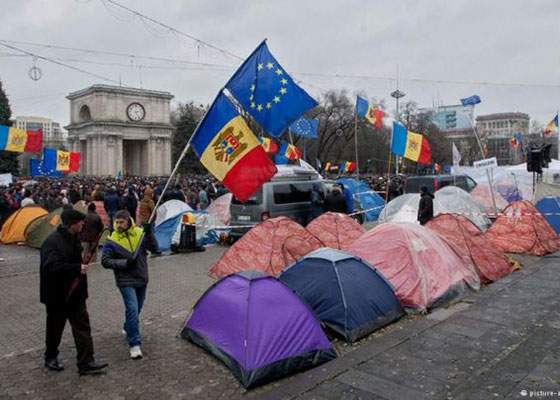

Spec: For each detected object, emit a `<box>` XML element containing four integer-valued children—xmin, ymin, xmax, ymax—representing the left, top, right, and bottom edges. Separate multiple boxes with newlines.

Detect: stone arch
<box><xmin>79</xmin><ymin>105</ymin><xmax>91</xmax><ymax>122</ymax></box>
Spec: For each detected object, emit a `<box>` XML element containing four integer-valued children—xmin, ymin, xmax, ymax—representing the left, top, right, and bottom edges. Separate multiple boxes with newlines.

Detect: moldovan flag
<box><xmin>356</xmin><ymin>96</ymin><xmax>385</xmax><ymax>129</ymax></box>
<box><xmin>56</xmin><ymin>150</ymin><xmax>70</xmax><ymax>171</ymax></box>
<box><xmin>345</xmin><ymin>161</ymin><xmax>356</xmax><ymax>173</ymax></box>
<box><xmin>544</xmin><ymin>114</ymin><xmax>558</xmax><ymax>137</ymax></box>
<box><xmin>391</xmin><ymin>122</ymin><xmax>432</xmax><ymax>164</ymax></box>
<box><xmin>0</xmin><ymin>126</ymin><xmax>28</xmax><ymax>152</ymax></box>
<box><xmin>258</xmin><ymin>137</ymin><xmax>279</xmax><ymax>154</ymax></box>
<box><xmin>25</xmin><ymin>130</ymin><xmax>43</xmax><ymax>152</ymax></box>
<box><xmin>191</xmin><ymin>93</ymin><xmax>277</xmax><ymax>202</ymax></box>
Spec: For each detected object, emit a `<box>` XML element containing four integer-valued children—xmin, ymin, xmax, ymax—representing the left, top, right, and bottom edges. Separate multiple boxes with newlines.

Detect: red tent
<box><xmin>484</xmin><ymin>200</ymin><xmax>560</xmax><ymax>256</ymax></box>
<box><xmin>426</xmin><ymin>214</ymin><xmax>512</xmax><ymax>283</ymax></box>
<box><xmin>347</xmin><ymin>222</ymin><xmax>480</xmax><ymax>312</ymax></box>
<box><xmin>209</xmin><ymin>217</ymin><xmax>321</xmax><ymax>278</ymax></box>
<box><xmin>306</xmin><ymin>212</ymin><xmax>365</xmax><ymax>250</ymax></box>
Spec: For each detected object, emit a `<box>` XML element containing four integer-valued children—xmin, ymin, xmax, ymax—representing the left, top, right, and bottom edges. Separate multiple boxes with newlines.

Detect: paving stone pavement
<box><xmin>1</xmin><ymin>243</ymin><xmax>559</xmax><ymax>400</ymax></box>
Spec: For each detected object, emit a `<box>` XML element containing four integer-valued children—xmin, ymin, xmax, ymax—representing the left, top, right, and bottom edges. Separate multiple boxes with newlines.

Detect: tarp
<box><xmin>426</xmin><ymin>214</ymin><xmax>512</xmax><ymax>283</ymax></box>
<box><xmin>154</xmin><ymin>200</ymin><xmax>193</xmax><ymax>252</ymax></box>
<box><xmin>24</xmin><ymin>207</ymin><xmax>64</xmax><ymax>248</ymax></box>
<box><xmin>208</xmin><ymin>217</ymin><xmax>322</xmax><ymax>278</ymax></box>
<box><xmin>470</xmin><ymin>183</ymin><xmax>508</xmax><ymax>216</ymax></box>
<box><xmin>182</xmin><ymin>270</ymin><xmax>336</xmax><ymax>388</ymax></box>
<box><xmin>306</xmin><ymin>212</ymin><xmax>365</xmax><ymax>250</ymax></box>
<box><xmin>485</xmin><ymin>200</ymin><xmax>560</xmax><ymax>256</ymax></box>
<box><xmin>279</xmin><ymin>248</ymin><xmax>404</xmax><ymax>342</ymax></box>
<box><xmin>536</xmin><ymin>197</ymin><xmax>560</xmax><ymax>234</ymax></box>
<box><xmin>347</xmin><ymin>222</ymin><xmax>480</xmax><ymax>312</ymax></box>
<box><xmin>1</xmin><ymin>206</ymin><xmax>48</xmax><ymax>244</ymax></box>
<box><xmin>336</xmin><ymin>178</ymin><xmax>385</xmax><ymax>221</ymax></box>
<box><xmin>379</xmin><ymin>186</ymin><xmax>491</xmax><ymax>231</ymax></box>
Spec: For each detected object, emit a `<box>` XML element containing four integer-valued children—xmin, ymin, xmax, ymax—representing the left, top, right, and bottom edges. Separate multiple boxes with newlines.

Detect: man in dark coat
<box><xmin>418</xmin><ymin>186</ymin><xmax>434</xmax><ymax>225</ymax></box>
<box><xmin>40</xmin><ymin>209</ymin><xmax>108</xmax><ymax>375</ymax></box>
<box><xmin>101</xmin><ymin>209</ymin><xmax>159</xmax><ymax>360</ymax></box>
<box><xmin>323</xmin><ymin>186</ymin><xmax>347</xmax><ymax>213</ymax></box>
<box><xmin>103</xmin><ymin>187</ymin><xmax>120</xmax><ymax>230</ymax></box>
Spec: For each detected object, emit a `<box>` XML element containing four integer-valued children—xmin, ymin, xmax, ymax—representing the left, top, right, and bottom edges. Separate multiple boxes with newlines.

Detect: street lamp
<box><xmin>391</xmin><ymin>89</ymin><xmax>406</xmax><ymax>174</ymax></box>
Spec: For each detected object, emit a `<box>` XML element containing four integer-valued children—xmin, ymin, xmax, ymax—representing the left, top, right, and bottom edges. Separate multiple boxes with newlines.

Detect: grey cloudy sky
<box><xmin>1</xmin><ymin>0</ymin><xmax>559</xmax><ymax>127</ymax></box>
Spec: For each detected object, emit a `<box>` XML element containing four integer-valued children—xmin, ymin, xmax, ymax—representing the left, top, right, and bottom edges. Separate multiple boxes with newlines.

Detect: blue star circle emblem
<box><xmin>248</xmin><ymin>61</ymin><xmax>289</xmax><ymax>112</ymax></box>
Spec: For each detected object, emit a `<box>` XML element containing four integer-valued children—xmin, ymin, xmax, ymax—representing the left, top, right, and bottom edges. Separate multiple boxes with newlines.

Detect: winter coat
<box><xmin>40</xmin><ymin>226</ymin><xmax>87</xmax><ymax>307</ymax></box>
<box><xmin>79</xmin><ymin>210</ymin><xmax>105</xmax><ymax>243</ymax></box>
<box><xmin>138</xmin><ymin>189</ymin><xmax>155</xmax><ymax>225</ymax></box>
<box><xmin>418</xmin><ymin>192</ymin><xmax>434</xmax><ymax>225</ymax></box>
<box><xmin>101</xmin><ymin>222</ymin><xmax>158</xmax><ymax>288</ymax></box>
<box><xmin>324</xmin><ymin>192</ymin><xmax>347</xmax><ymax>214</ymax></box>
<box><xmin>104</xmin><ymin>193</ymin><xmax>120</xmax><ymax>215</ymax></box>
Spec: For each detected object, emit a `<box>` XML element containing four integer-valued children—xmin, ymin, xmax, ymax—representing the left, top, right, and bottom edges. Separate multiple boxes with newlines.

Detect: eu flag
<box><xmin>225</xmin><ymin>41</ymin><xmax>318</xmax><ymax>137</ymax></box>
<box><xmin>289</xmin><ymin>117</ymin><xmax>319</xmax><ymax>139</ymax></box>
<box><xmin>460</xmin><ymin>95</ymin><xmax>481</xmax><ymax>106</ymax></box>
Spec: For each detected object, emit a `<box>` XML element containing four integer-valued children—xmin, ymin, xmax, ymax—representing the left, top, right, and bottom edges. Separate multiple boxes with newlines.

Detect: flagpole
<box><xmin>354</xmin><ymin>112</ymin><xmax>360</xmax><ymax>180</ymax></box>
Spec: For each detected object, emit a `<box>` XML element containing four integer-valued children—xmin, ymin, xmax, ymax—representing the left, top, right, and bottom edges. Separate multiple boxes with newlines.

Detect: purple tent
<box><xmin>181</xmin><ymin>270</ymin><xmax>336</xmax><ymax>388</ymax></box>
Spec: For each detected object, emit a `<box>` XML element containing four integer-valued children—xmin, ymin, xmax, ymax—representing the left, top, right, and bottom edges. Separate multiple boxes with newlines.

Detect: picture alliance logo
<box><xmin>520</xmin><ymin>389</ymin><xmax>560</xmax><ymax>398</ymax></box>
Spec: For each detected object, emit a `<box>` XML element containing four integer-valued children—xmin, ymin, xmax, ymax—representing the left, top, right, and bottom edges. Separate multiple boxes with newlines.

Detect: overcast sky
<box><xmin>1</xmin><ymin>0</ymin><xmax>559</xmax><ymax>128</ymax></box>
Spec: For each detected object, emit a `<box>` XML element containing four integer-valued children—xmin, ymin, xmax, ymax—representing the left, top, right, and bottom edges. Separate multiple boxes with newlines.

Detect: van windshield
<box><xmin>231</xmin><ymin>191</ymin><xmax>262</xmax><ymax>205</ymax></box>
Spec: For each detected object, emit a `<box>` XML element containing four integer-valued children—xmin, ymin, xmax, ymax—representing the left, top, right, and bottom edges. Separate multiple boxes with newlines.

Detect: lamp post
<box><xmin>391</xmin><ymin>89</ymin><xmax>406</xmax><ymax>174</ymax></box>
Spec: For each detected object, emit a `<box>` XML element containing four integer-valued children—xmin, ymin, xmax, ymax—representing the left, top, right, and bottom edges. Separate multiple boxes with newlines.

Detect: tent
<box><xmin>209</xmin><ymin>217</ymin><xmax>322</xmax><ymax>278</ymax></box>
<box><xmin>306</xmin><ymin>212</ymin><xmax>365</xmax><ymax>250</ymax></box>
<box><xmin>1</xmin><ymin>206</ymin><xmax>48</xmax><ymax>244</ymax></box>
<box><xmin>379</xmin><ymin>187</ymin><xmax>491</xmax><ymax>231</ymax></box>
<box><xmin>181</xmin><ymin>270</ymin><xmax>336</xmax><ymax>388</ymax></box>
<box><xmin>535</xmin><ymin>197</ymin><xmax>560</xmax><ymax>234</ymax></box>
<box><xmin>154</xmin><ymin>200</ymin><xmax>193</xmax><ymax>252</ymax></box>
<box><xmin>470</xmin><ymin>183</ymin><xmax>508</xmax><ymax>216</ymax></box>
<box><xmin>426</xmin><ymin>214</ymin><xmax>512</xmax><ymax>283</ymax></box>
<box><xmin>336</xmin><ymin>178</ymin><xmax>385</xmax><ymax>221</ymax></box>
<box><xmin>347</xmin><ymin>222</ymin><xmax>480</xmax><ymax>311</ymax></box>
<box><xmin>279</xmin><ymin>248</ymin><xmax>404</xmax><ymax>342</ymax></box>
<box><xmin>24</xmin><ymin>207</ymin><xmax>64</xmax><ymax>248</ymax></box>
<box><xmin>206</xmin><ymin>193</ymin><xmax>232</xmax><ymax>226</ymax></box>
<box><xmin>485</xmin><ymin>200</ymin><xmax>560</xmax><ymax>256</ymax></box>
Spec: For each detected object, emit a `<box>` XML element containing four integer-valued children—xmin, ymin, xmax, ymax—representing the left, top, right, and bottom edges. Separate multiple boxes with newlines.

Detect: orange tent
<box><xmin>1</xmin><ymin>206</ymin><xmax>48</xmax><ymax>244</ymax></box>
<box><xmin>426</xmin><ymin>214</ymin><xmax>512</xmax><ymax>283</ymax></box>
<box><xmin>306</xmin><ymin>212</ymin><xmax>365</xmax><ymax>250</ymax></box>
<box><xmin>209</xmin><ymin>217</ymin><xmax>322</xmax><ymax>278</ymax></box>
<box><xmin>484</xmin><ymin>200</ymin><xmax>560</xmax><ymax>256</ymax></box>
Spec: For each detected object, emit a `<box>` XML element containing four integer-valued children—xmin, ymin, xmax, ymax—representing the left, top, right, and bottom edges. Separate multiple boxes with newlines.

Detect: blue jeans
<box><xmin>118</xmin><ymin>286</ymin><xmax>146</xmax><ymax>347</ymax></box>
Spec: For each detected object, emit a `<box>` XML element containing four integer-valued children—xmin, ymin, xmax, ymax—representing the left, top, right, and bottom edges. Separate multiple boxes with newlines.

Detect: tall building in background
<box><xmin>475</xmin><ymin>113</ymin><xmax>530</xmax><ymax>165</ymax></box>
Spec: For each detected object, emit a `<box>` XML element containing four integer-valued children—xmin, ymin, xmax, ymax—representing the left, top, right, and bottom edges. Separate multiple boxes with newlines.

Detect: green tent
<box><xmin>25</xmin><ymin>208</ymin><xmax>64</xmax><ymax>248</ymax></box>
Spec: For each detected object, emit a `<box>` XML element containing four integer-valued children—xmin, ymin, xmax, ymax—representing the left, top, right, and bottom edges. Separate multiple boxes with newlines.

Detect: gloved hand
<box><xmin>126</xmin><ymin>258</ymin><xmax>136</xmax><ymax>269</ymax></box>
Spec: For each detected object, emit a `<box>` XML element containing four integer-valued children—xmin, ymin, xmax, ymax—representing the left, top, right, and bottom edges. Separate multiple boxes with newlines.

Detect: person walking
<box><xmin>79</xmin><ymin>203</ymin><xmax>105</xmax><ymax>263</ymax></box>
<box><xmin>418</xmin><ymin>186</ymin><xmax>434</xmax><ymax>225</ymax></box>
<box><xmin>101</xmin><ymin>210</ymin><xmax>159</xmax><ymax>359</ymax></box>
<box><xmin>104</xmin><ymin>187</ymin><xmax>120</xmax><ymax>230</ymax></box>
<box><xmin>138</xmin><ymin>187</ymin><xmax>155</xmax><ymax>225</ymax></box>
<box><xmin>123</xmin><ymin>187</ymin><xmax>138</xmax><ymax>223</ymax></box>
<box><xmin>40</xmin><ymin>209</ymin><xmax>108</xmax><ymax>375</ymax></box>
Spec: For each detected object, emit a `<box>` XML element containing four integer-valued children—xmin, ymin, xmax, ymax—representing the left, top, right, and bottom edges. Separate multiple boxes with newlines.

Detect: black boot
<box><xmin>78</xmin><ymin>361</ymin><xmax>108</xmax><ymax>375</ymax></box>
<box><xmin>45</xmin><ymin>358</ymin><xmax>64</xmax><ymax>372</ymax></box>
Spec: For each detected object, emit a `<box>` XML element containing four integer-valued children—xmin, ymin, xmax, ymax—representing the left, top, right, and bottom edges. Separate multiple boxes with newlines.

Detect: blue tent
<box><xmin>336</xmin><ymin>178</ymin><xmax>384</xmax><ymax>221</ymax></box>
<box><xmin>536</xmin><ymin>197</ymin><xmax>560</xmax><ymax>234</ymax></box>
<box><xmin>154</xmin><ymin>200</ymin><xmax>192</xmax><ymax>252</ymax></box>
<box><xmin>279</xmin><ymin>248</ymin><xmax>404</xmax><ymax>342</ymax></box>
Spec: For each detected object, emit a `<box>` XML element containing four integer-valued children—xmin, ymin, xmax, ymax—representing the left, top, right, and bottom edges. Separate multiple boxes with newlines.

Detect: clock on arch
<box><xmin>127</xmin><ymin>102</ymin><xmax>145</xmax><ymax>122</ymax></box>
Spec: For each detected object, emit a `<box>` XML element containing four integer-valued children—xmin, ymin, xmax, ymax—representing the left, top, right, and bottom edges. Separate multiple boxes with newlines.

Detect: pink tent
<box><xmin>485</xmin><ymin>200</ymin><xmax>560</xmax><ymax>256</ymax></box>
<box><xmin>347</xmin><ymin>222</ymin><xmax>480</xmax><ymax>312</ymax></box>
<box><xmin>306</xmin><ymin>212</ymin><xmax>365</xmax><ymax>250</ymax></box>
<box><xmin>209</xmin><ymin>217</ymin><xmax>322</xmax><ymax>278</ymax></box>
<box><xmin>471</xmin><ymin>183</ymin><xmax>508</xmax><ymax>216</ymax></box>
<box><xmin>426</xmin><ymin>214</ymin><xmax>512</xmax><ymax>283</ymax></box>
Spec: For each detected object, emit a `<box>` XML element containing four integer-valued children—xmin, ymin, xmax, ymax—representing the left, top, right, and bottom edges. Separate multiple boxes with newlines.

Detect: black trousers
<box><xmin>45</xmin><ymin>302</ymin><xmax>94</xmax><ymax>367</ymax></box>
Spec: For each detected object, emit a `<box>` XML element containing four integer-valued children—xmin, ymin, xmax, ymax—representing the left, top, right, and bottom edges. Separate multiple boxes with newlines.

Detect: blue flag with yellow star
<box><xmin>225</xmin><ymin>40</ymin><xmax>318</xmax><ymax>137</ymax></box>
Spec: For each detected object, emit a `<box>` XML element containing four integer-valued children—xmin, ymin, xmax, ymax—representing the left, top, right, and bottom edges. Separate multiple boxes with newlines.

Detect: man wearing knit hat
<box><xmin>40</xmin><ymin>208</ymin><xmax>108</xmax><ymax>375</ymax></box>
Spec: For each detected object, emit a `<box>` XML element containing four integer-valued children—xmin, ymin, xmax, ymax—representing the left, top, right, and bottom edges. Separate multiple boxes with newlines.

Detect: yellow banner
<box><xmin>56</xmin><ymin>150</ymin><xmax>70</xmax><ymax>171</ymax></box>
<box><xmin>200</xmin><ymin>115</ymin><xmax>259</xmax><ymax>181</ymax></box>
<box><xmin>6</xmin><ymin>128</ymin><xmax>28</xmax><ymax>152</ymax></box>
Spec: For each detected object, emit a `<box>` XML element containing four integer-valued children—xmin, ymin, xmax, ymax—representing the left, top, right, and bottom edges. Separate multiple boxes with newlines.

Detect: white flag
<box><xmin>452</xmin><ymin>142</ymin><xmax>461</xmax><ymax>166</ymax></box>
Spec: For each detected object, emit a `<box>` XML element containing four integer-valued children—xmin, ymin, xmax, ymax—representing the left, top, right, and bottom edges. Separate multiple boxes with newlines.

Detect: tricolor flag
<box><xmin>324</xmin><ymin>162</ymin><xmax>331</xmax><ymax>172</ymax></box>
<box><xmin>0</xmin><ymin>125</ymin><xmax>43</xmax><ymax>153</ymax></box>
<box><xmin>69</xmin><ymin>152</ymin><xmax>81</xmax><ymax>172</ymax></box>
<box><xmin>356</xmin><ymin>96</ymin><xmax>385</xmax><ymax>129</ymax></box>
<box><xmin>543</xmin><ymin>114</ymin><xmax>558</xmax><ymax>137</ymax></box>
<box><xmin>258</xmin><ymin>136</ymin><xmax>279</xmax><ymax>154</ymax></box>
<box><xmin>391</xmin><ymin>122</ymin><xmax>432</xmax><ymax>164</ymax></box>
<box><xmin>191</xmin><ymin>93</ymin><xmax>277</xmax><ymax>202</ymax></box>
<box><xmin>225</xmin><ymin>41</ymin><xmax>318</xmax><ymax>137</ymax></box>
<box><xmin>345</xmin><ymin>161</ymin><xmax>356</xmax><ymax>173</ymax></box>
<box><xmin>279</xmin><ymin>141</ymin><xmax>302</xmax><ymax>160</ymax></box>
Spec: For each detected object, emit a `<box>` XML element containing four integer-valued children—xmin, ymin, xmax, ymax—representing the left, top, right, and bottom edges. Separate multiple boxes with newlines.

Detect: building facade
<box><xmin>65</xmin><ymin>85</ymin><xmax>174</xmax><ymax>176</ymax></box>
<box><xmin>475</xmin><ymin>113</ymin><xmax>530</xmax><ymax>165</ymax></box>
<box><xmin>13</xmin><ymin>115</ymin><xmax>68</xmax><ymax>149</ymax></box>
